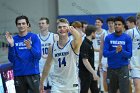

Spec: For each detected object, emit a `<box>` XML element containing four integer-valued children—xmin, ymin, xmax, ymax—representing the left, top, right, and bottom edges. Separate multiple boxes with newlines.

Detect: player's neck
<box><xmin>96</xmin><ymin>28</ymin><xmax>103</xmax><ymax>34</ymax></box>
<box><xmin>86</xmin><ymin>36</ymin><xmax>92</xmax><ymax>41</ymax></box>
<box><xmin>58</xmin><ymin>37</ymin><xmax>69</xmax><ymax>48</ymax></box>
<box><xmin>40</xmin><ymin>30</ymin><xmax>49</xmax><ymax>36</ymax></box>
<box><xmin>19</xmin><ymin>30</ymin><xmax>28</xmax><ymax>36</ymax></box>
<box><xmin>108</xmin><ymin>28</ymin><xmax>115</xmax><ymax>33</ymax></box>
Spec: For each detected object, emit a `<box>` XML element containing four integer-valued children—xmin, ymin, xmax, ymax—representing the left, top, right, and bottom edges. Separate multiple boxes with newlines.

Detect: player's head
<box><xmin>114</xmin><ymin>16</ymin><xmax>125</xmax><ymax>34</ymax></box>
<box><xmin>15</xmin><ymin>15</ymin><xmax>30</xmax><ymax>32</ymax></box>
<box><xmin>106</xmin><ymin>16</ymin><xmax>115</xmax><ymax>29</ymax></box>
<box><xmin>39</xmin><ymin>17</ymin><xmax>49</xmax><ymax>31</ymax></box>
<box><xmin>126</xmin><ymin>16</ymin><xmax>136</xmax><ymax>29</ymax></box>
<box><xmin>57</xmin><ymin>18</ymin><xmax>69</xmax><ymax>36</ymax></box>
<box><xmin>136</xmin><ymin>13</ymin><xmax>140</xmax><ymax>27</ymax></box>
<box><xmin>95</xmin><ymin>17</ymin><xmax>104</xmax><ymax>29</ymax></box>
<box><xmin>85</xmin><ymin>25</ymin><xmax>97</xmax><ymax>39</ymax></box>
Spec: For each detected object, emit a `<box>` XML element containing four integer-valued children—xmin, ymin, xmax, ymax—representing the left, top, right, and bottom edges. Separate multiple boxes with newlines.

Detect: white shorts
<box><xmin>131</xmin><ymin>69</ymin><xmax>140</xmax><ymax>78</ymax></box>
<box><xmin>51</xmin><ymin>89</ymin><xmax>79</xmax><ymax>93</ymax></box>
<box><xmin>101</xmin><ymin>61</ymin><xmax>108</xmax><ymax>72</ymax></box>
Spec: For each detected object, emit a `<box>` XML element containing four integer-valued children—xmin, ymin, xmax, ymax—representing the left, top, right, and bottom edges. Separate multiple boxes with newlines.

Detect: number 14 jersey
<box><xmin>51</xmin><ymin>39</ymin><xmax>79</xmax><ymax>90</ymax></box>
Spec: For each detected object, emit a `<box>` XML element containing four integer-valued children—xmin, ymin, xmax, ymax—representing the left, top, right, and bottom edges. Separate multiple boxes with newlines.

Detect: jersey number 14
<box><xmin>58</xmin><ymin>57</ymin><xmax>66</xmax><ymax>67</ymax></box>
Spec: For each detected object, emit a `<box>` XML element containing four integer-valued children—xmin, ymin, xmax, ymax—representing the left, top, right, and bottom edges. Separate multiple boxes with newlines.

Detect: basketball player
<box><xmin>99</xmin><ymin>16</ymin><xmax>115</xmax><ymax>93</ymax></box>
<box><xmin>127</xmin><ymin>13</ymin><xmax>140</xmax><ymax>93</ymax></box>
<box><xmin>38</xmin><ymin>17</ymin><xmax>58</xmax><ymax>93</ymax></box>
<box><xmin>40</xmin><ymin>18</ymin><xmax>82</xmax><ymax>93</ymax></box>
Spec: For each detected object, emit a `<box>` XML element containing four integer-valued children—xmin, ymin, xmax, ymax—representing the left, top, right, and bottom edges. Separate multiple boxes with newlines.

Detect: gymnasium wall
<box><xmin>58</xmin><ymin>0</ymin><xmax>140</xmax><ymax>29</ymax></box>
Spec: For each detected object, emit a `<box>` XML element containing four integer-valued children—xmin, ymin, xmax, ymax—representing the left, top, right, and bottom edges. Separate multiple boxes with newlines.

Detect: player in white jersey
<box><xmin>38</xmin><ymin>17</ymin><xmax>58</xmax><ymax>93</ymax></box>
<box><xmin>92</xmin><ymin>17</ymin><xmax>106</xmax><ymax>93</ymax></box>
<box><xmin>40</xmin><ymin>18</ymin><xmax>82</xmax><ymax>93</ymax></box>
<box><xmin>127</xmin><ymin>13</ymin><xmax>140</xmax><ymax>93</ymax></box>
<box><xmin>99</xmin><ymin>17</ymin><xmax>115</xmax><ymax>93</ymax></box>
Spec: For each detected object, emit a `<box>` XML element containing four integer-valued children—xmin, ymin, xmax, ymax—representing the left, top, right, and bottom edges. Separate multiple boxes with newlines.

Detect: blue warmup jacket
<box><xmin>8</xmin><ymin>32</ymin><xmax>41</xmax><ymax>76</ymax></box>
<box><xmin>103</xmin><ymin>33</ymin><xmax>132</xmax><ymax>69</ymax></box>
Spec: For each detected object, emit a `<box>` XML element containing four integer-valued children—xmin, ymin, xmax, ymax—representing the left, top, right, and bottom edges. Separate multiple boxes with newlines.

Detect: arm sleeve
<box><xmin>8</xmin><ymin>45</ymin><xmax>16</xmax><ymax>63</ymax></box>
<box><xmin>103</xmin><ymin>36</ymin><xmax>116</xmax><ymax>58</ymax></box>
<box><xmin>30</xmin><ymin>34</ymin><xmax>41</xmax><ymax>60</ymax></box>
<box><xmin>80</xmin><ymin>43</ymin><xmax>89</xmax><ymax>59</ymax></box>
<box><xmin>119</xmin><ymin>36</ymin><xmax>132</xmax><ymax>58</ymax></box>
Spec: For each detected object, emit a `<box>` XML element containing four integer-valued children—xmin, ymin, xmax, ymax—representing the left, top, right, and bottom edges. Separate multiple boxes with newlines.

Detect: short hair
<box><xmin>71</xmin><ymin>21</ymin><xmax>82</xmax><ymax>28</ymax></box>
<box><xmin>136</xmin><ymin>13</ymin><xmax>140</xmax><ymax>20</ymax></box>
<box><xmin>81</xmin><ymin>21</ymin><xmax>88</xmax><ymax>27</ymax></box>
<box><xmin>114</xmin><ymin>16</ymin><xmax>125</xmax><ymax>25</ymax></box>
<box><xmin>85</xmin><ymin>25</ymin><xmax>97</xmax><ymax>36</ymax></box>
<box><xmin>96</xmin><ymin>17</ymin><xmax>104</xmax><ymax>23</ymax></box>
<box><xmin>15</xmin><ymin>15</ymin><xmax>30</xmax><ymax>25</ymax></box>
<box><xmin>126</xmin><ymin>16</ymin><xmax>136</xmax><ymax>25</ymax></box>
<box><xmin>40</xmin><ymin>17</ymin><xmax>49</xmax><ymax>24</ymax></box>
<box><xmin>57</xmin><ymin>18</ymin><xmax>69</xmax><ymax>24</ymax></box>
<box><xmin>106</xmin><ymin>16</ymin><xmax>115</xmax><ymax>23</ymax></box>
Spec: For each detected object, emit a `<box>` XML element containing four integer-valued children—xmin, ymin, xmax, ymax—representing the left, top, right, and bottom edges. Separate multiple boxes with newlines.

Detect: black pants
<box><xmin>107</xmin><ymin>66</ymin><xmax>129</xmax><ymax>93</ymax></box>
<box><xmin>79</xmin><ymin>72</ymin><xmax>99</xmax><ymax>93</ymax></box>
<box><xmin>14</xmin><ymin>74</ymin><xmax>40</xmax><ymax>93</ymax></box>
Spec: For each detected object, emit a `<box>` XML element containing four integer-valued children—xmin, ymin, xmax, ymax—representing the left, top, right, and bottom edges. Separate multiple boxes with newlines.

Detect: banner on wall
<box><xmin>0</xmin><ymin>63</ymin><xmax>16</xmax><ymax>93</ymax></box>
<box><xmin>0</xmin><ymin>74</ymin><xmax>4</xmax><ymax>93</ymax></box>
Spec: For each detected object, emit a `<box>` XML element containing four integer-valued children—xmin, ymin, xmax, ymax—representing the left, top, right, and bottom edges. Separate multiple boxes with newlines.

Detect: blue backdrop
<box><xmin>58</xmin><ymin>13</ymin><xmax>136</xmax><ymax>30</ymax></box>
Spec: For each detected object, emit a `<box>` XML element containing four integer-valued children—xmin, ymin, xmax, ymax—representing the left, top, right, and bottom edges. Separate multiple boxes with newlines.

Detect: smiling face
<box><xmin>114</xmin><ymin>21</ymin><xmax>124</xmax><ymax>34</ymax></box>
<box><xmin>108</xmin><ymin>21</ymin><xmax>115</xmax><ymax>29</ymax></box>
<box><xmin>95</xmin><ymin>19</ymin><xmax>103</xmax><ymax>29</ymax></box>
<box><xmin>57</xmin><ymin>22</ymin><xmax>69</xmax><ymax>36</ymax></box>
<box><xmin>16</xmin><ymin>19</ymin><xmax>29</xmax><ymax>32</ymax></box>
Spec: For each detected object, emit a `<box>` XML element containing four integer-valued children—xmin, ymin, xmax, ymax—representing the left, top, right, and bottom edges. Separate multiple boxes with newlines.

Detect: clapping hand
<box><xmin>24</xmin><ymin>37</ymin><xmax>32</xmax><ymax>49</ymax></box>
<box><xmin>5</xmin><ymin>32</ymin><xmax>14</xmax><ymax>47</ymax></box>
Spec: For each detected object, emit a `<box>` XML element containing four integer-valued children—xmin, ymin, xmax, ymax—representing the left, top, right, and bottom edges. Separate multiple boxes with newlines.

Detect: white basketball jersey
<box><xmin>93</xmin><ymin>29</ymin><xmax>106</xmax><ymax>62</ymax></box>
<box><xmin>102</xmin><ymin>30</ymin><xmax>114</xmax><ymax>65</ymax></box>
<box><xmin>37</xmin><ymin>32</ymin><xmax>55</xmax><ymax>73</ymax></box>
<box><xmin>127</xmin><ymin>27</ymin><xmax>140</xmax><ymax>69</ymax></box>
<box><xmin>51</xmin><ymin>39</ymin><xmax>79</xmax><ymax>90</ymax></box>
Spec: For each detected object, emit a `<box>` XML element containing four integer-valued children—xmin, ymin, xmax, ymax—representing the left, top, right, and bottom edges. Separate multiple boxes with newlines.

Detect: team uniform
<box><xmin>51</xmin><ymin>39</ymin><xmax>79</xmax><ymax>93</ymax></box>
<box><xmin>92</xmin><ymin>29</ymin><xmax>106</xmax><ymax>92</ymax></box>
<box><xmin>37</xmin><ymin>32</ymin><xmax>55</xmax><ymax>88</ymax></box>
<box><xmin>127</xmin><ymin>27</ymin><xmax>140</xmax><ymax>78</ymax></box>
<box><xmin>92</xmin><ymin>29</ymin><xmax>106</xmax><ymax>70</ymax></box>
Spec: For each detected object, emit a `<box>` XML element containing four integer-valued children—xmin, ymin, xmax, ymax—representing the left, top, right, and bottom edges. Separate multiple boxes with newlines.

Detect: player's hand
<box><xmin>24</xmin><ymin>37</ymin><xmax>32</xmax><ymax>49</ymax></box>
<box><xmin>39</xmin><ymin>83</ymin><xmax>44</xmax><ymax>93</ymax></box>
<box><xmin>5</xmin><ymin>32</ymin><xmax>14</xmax><ymax>47</ymax></box>
<box><xmin>68</xmin><ymin>26</ymin><xmax>77</xmax><ymax>33</ymax></box>
<box><xmin>128</xmin><ymin>64</ymin><xmax>131</xmax><ymax>69</ymax></box>
<box><xmin>116</xmin><ymin>45</ymin><xmax>122</xmax><ymax>53</ymax></box>
<box><xmin>92</xmin><ymin>73</ymin><xmax>99</xmax><ymax>81</ymax></box>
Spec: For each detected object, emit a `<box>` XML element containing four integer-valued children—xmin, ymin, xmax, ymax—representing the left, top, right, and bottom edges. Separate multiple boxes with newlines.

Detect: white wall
<box><xmin>0</xmin><ymin>0</ymin><xmax>58</xmax><ymax>33</ymax></box>
<box><xmin>58</xmin><ymin>0</ymin><xmax>140</xmax><ymax>15</ymax></box>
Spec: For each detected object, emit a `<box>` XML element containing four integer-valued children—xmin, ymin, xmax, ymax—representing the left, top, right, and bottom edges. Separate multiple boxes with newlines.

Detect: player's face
<box><xmin>16</xmin><ymin>19</ymin><xmax>29</xmax><ymax>32</ymax></box>
<box><xmin>95</xmin><ymin>20</ymin><xmax>103</xmax><ymax>28</ymax></box>
<box><xmin>136</xmin><ymin>19</ymin><xmax>140</xmax><ymax>27</ymax></box>
<box><xmin>82</xmin><ymin>24</ymin><xmax>88</xmax><ymax>33</ymax></box>
<box><xmin>114</xmin><ymin>21</ymin><xmax>124</xmax><ymax>33</ymax></box>
<box><xmin>92</xmin><ymin>32</ymin><xmax>96</xmax><ymax>39</ymax></box>
<box><xmin>108</xmin><ymin>21</ymin><xmax>114</xmax><ymax>29</ymax></box>
<box><xmin>39</xmin><ymin>20</ymin><xmax>49</xmax><ymax>31</ymax></box>
<box><xmin>126</xmin><ymin>21</ymin><xmax>132</xmax><ymax>29</ymax></box>
<box><xmin>57</xmin><ymin>22</ymin><xmax>69</xmax><ymax>36</ymax></box>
